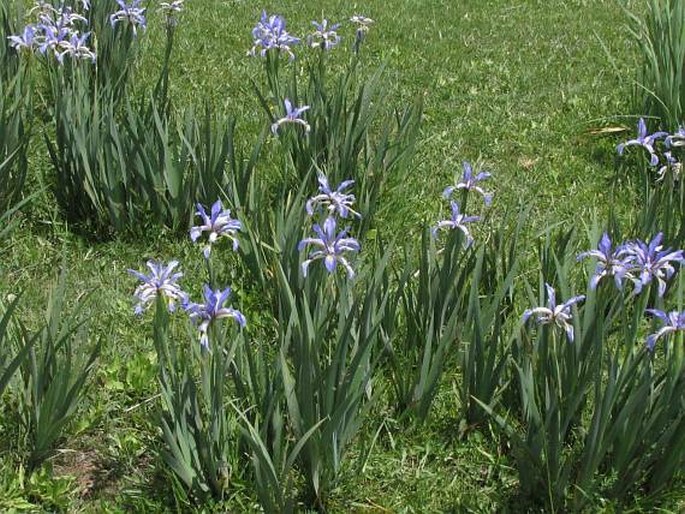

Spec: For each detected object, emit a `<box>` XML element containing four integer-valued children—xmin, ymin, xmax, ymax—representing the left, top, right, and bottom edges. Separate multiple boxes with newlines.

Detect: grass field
<box><xmin>2</xmin><ymin>0</ymin><xmax>685</xmax><ymax>512</ymax></box>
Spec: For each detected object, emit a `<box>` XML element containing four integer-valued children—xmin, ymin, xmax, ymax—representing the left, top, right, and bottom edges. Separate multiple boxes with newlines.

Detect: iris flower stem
<box><xmin>205</xmin><ymin>256</ymin><xmax>217</xmax><ymax>290</ymax></box>
<box><xmin>266</xmin><ymin>50</ymin><xmax>281</xmax><ymax>102</ymax></box>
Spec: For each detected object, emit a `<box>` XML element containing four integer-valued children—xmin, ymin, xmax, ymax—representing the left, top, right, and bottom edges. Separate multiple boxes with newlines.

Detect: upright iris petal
<box><xmin>128</xmin><ymin>260</ymin><xmax>186</xmax><ymax>315</ymax></box>
<box><xmin>522</xmin><ymin>283</ymin><xmax>585</xmax><ymax>342</ymax></box>
<box><xmin>190</xmin><ymin>200</ymin><xmax>242</xmax><ymax>259</ymax></box>
<box><xmin>298</xmin><ymin>216</ymin><xmax>361</xmax><ymax>278</ymax></box>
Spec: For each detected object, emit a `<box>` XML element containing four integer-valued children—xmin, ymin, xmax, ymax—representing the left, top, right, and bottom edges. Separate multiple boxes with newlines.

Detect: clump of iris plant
<box><xmin>128</xmin><ymin>260</ymin><xmax>186</xmax><ymax>315</ymax></box>
<box><xmin>645</xmin><ymin>309</ymin><xmax>685</xmax><ymax>351</ymax></box>
<box><xmin>271</xmin><ymin>98</ymin><xmax>310</xmax><ymax>135</ymax></box>
<box><xmin>183</xmin><ymin>285</ymin><xmax>246</xmax><ymax>349</ymax></box>
<box><xmin>442</xmin><ymin>161</ymin><xmax>493</xmax><ymax>206</ymax></box>
<box><xmin>432</xmin><ymin>200</ymin><xmax>480</xmax><ymax>247</ymax></box>
<box><xmin>250</xmin><ymin>11</ymin><xmax>300</xmax><ymax>60</ymax></box>
<box><xmin>308</xmin><ymin>19</ymin><xmax>341</xmax><ymax>50</ymax></box>
<box><xmin>190</xmin><ymin>200</ymin><xmax>242</xmax><ymax>259</ymax></box>
<box><xmin>110</xmin><ymin>0</ymin><xmax>147</xmax><ymax>34</ymax></box>
<box><xmin>523</xmin><ymin>283</ymin><xmax>585</xmax><ymax>343</ymax></box>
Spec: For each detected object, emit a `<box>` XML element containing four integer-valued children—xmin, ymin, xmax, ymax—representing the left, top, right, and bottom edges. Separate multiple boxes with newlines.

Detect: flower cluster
<box><xmin>299</xmin><ymin>173</ymin><xmax>361</xmax><ymax>278</ymax></box>
<box><xmin>616</xmin><ymin>118</ymin><xmax>685</xmax><ymax>181</ymax></box>
<box><xmin>578</xmin><ymin>232</ymin><xmax>685</xmax><ymax>297</ymax></box>
<box><xmin>434</xmin><ymin>161</ymin><xmax>491</xmax><ymax>246</ymax></box>
<box><xmin>130</xmin><ymin>198</ymin><xmax>246</xmax><ymax>349</ymax></box>
<box><xmin>249</xmin><ymin>12</ymin><xmax>373</xmax><ymax>60</ymax></box>
<box><xmin>576</xmin><ymin>231</ymin><xmax>685</xmax><ymax>351</ymax></box>
<box><xmin>190</xmin><ymin>200</ymin><xmax>242</xmax><ymax>259</ymax></box>
<box><xmin>8</xmin><ymin>1</ymin><xmax>95</xmax><ymax>63</ymax></box>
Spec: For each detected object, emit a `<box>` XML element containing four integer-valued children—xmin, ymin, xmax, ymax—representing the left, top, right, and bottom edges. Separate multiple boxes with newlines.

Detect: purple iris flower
<box><xmin>523</xmin><ymin>283</ymin><xmax>585</xmax><ymax>343</ymax></box>
<box><xmin>432</xmin><ymin>201</ymin><xmax>480</xmax><ymax>247</ymax></box>
<box><xmin>8</xmin><ymin>25</ymin><xmax>37</xmax><ymax>52</ymax></box>
<box><xmin>350</xmin><ymin>15</ymin><xmax>374</xmax><ymax>31</ymax></box>
<box><xmin>159</xmin><ymin>0</ymin><xmax>184</xmax><ymax>14</ymax></box>
<box><xmin>665</xmin><ymin>126</ymin><xmax>685</xmax><ymax>148</ymax></box>
<box><xmin>128</xmin><ymin>260</ymin><xmax>186</xmax><ymax>316</ymax></box>
<box><xmin>305</xmin><ymin>174</ymin><xmax>360</xmax><ymax>219</ymax></box>
<box><xmin>250</xmin><ymin>11</ymin><xmax>300</xmax><ymax>60</ymax></box>
<box><xmin>577</xmin><ymin>233</ymin><xmax>632</xmax><ymax>290</ymax></box>
<box><xmin>442</xmin><ymin>161</ymin><xmax>493</xmax><ymax>206</ymax></box>
<box><xmin>621</xmin><ymin>233</ymin><xmax>685</xmax><ymax>297</ymax></box>
<box><xmin>271</xmin><ymin>98</ymin><xmax>311</xmax><ymax>135</ymax></box>
<box><xmin>645</xmin><ymin>309</ymin><xmax>685</xmax><ymax>351</ymax></box>
<box><xmin>37</xmin><ymin>23</ymin><xmax>71</xmax><ymax>55</ymax></box>
<box><xmin>190</xmin><ymin>200</ymin><xmax>242</xmax><ymax>259</ymax></box>
<box><xmin>298</xmin><ymin>216</ymin><xmax>361</xmax><ymax>278</ymax></box>
<box><xmin>110</xmin><ymin>0</ymin><xmax>147</xmax><ymax>34</ymax></box>
<box><xmin>308</xmin><ymin>19</ymin><xmax>341</xmax><ymax>50</ymax></box>
<box><xmin>350</xmin><ymin>14</ymin><xmax>374</xmax><ymax>51</ymax></box>
<box><xmin>56</xmin><ymin>32</ymin><xmax>96</xmax><ymax>63</ymax></box>
<box><xmin>159</xmin><ymin>0</ymin><xmax>184</xmax><ymax>25</ymax></box>
<box><xmin>657</xmin><ymin>151</ymin><xmax>681</xmax><ymax>181</ymax></box>
<box><xmin>35</xmin><ymin>3</ymin><xmax>87</xmax><ymax>30</ymax></box>
<box><xmin>184</xmin><ymin>285</ymin><xmax>246</xmax><ymax>349</ymax></box>
<box><xmin>617</xmin><ymin>118</ymin><xmax>668</xmax><ymax>166</ymax></box>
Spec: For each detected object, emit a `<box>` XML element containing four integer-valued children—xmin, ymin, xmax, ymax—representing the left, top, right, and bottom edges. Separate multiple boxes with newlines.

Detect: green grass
<box><xmin>2</xmin><ymin>0</ymin><xmax>685</xmax><ymax>512</ymax></box>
